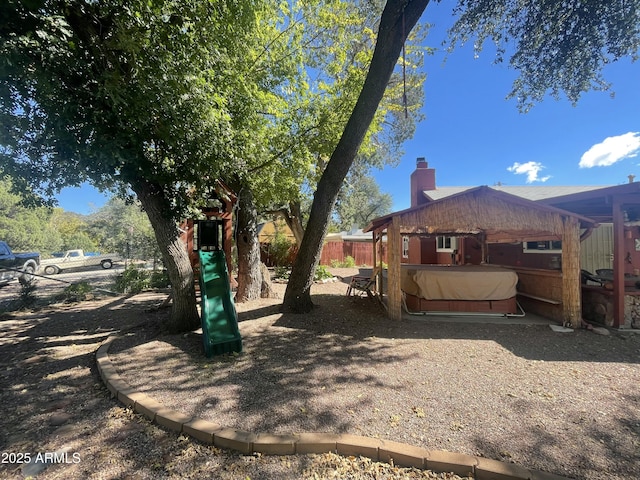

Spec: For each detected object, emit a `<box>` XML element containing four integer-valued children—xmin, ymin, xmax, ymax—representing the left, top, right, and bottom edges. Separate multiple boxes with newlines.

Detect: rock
<box><xmin>549</xmin><ymin>325</ymin><xmax>574</xmax><ymax>333</ymax></box>
<box><xmin>49</xmin><ymin>412</ymin><xmax>72</xmax><ymax>426</ymax></box>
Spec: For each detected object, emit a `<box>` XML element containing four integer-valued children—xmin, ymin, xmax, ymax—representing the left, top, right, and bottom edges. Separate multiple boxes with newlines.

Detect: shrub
<box><xmin>328</xmin><ymin>256</ymin><xmax>356</xmax><ymax>268</ymax></box>
<box><xmin>114</xmin><ymin>265</ymin><xmax>149</xmax><ymax>294</ymax></box>
<box><xmin>18</xmin><ymin>280</ymin><xmax>38</xmax><ymax>309</ymax></box>
<box><xmin>62</xmin><ymin>281</ymin><xmax>93</xmax><ymax>302</ymax></box>
<box><xmin>314</xmin><ymin>265</ymin><xmax>333</xmax><ymax>281</ymax></box>
<box><xmin>342</xmin><ymin>255</ymin><xmax>356</xmax><ymax>268</ymax></box>
<box><xmin>149</xmin><ymin>269</ymin><xmax>170</xmax><ymax>288</ymax></box>
<box><xmin>274</xmin><ymin>266</ymin><xmax>290</xmax><ymax>280</ymax></box>
<box><xmin>270</xmin><ymin>230</ymin><xmax>295</xmax><ymax>267</ymax></box>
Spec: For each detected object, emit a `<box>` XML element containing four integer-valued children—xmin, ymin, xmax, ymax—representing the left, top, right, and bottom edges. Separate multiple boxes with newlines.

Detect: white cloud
<box><xmin>507</xmin><ymin>161</ymin><xmax>551</xmax><ymax>183</ymax></box>
<box><xmin>579</xmin><ymin>132</ymin><xmax>640</xmax><ymax>168</ymax></box>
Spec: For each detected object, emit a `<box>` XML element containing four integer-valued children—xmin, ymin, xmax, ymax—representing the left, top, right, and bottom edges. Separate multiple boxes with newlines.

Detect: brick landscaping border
<box><xmin>96</xmin><ymin>336</ymin><xmax>571</xmax><ymax>480</ymax></box>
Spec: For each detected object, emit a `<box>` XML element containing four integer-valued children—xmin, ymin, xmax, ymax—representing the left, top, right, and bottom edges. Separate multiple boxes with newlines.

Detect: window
<box><xmin>523</xmin><ymin>240</ymin><xmax>562</xmax><ymax>254</ymax></box>
<box><xmin>436</xmin><ymin>236</ymin><xmax>458</xmax><ymax>252</ymax></box>
<box><xmin>402</xmin><ymin>236</ymin><xmax>409</xmax><ymax>259</ymax></box>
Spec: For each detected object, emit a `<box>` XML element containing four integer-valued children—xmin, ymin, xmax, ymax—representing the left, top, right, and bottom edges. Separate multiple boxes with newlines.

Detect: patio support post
<box><xmin>387</xmin><ymin>217</ymin><xmax>403</xmax><ymax>320</ymax></box>
<box><xmin>613</xmin><ymin>198</ymin><xmax>625</xmax><ymax>327</ymax></box>
<box><xmin>561</xmin><ymin>216</ymin><xmax>581</xmax><ymax>328</ymax></box>
<box><xmin>375</xmin><ymin>229</ymin><xmax>384</xmax><ymax>298</ymax></box>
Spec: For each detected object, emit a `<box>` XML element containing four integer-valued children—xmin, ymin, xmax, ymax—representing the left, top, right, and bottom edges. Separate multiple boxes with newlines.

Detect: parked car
<box><xmin>40</xmin><ymin>249</ymin><xmax>121</xmax><ymax>274</ymax></box>
<box><xmin>0</xmin><ymin>241</ymin><xmax>40</xmax><ymax>286</ymax></box>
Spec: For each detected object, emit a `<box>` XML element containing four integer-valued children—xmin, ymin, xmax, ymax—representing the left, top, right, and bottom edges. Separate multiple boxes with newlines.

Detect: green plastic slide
<box><xmin>198</xmin><ymin>250</ymin><xmax>242</xmax><ymax>357</ymax></box>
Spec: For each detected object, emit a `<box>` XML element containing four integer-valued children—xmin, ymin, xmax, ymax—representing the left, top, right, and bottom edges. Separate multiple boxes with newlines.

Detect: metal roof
<box><xmin>424</xmin><ymin>185</ymin><xmax>610</xmax><ymax>202</ymax></box>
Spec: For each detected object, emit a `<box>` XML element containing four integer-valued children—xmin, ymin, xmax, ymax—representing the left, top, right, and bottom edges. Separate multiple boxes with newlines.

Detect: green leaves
<box><xmin>449</xmin><ymin>0</ymin><xmax>640</xmax><ymax>111</ymax></box>
<box><xmin>1</xmin><ymin>0</ymin><xmax>273</xmax><ymax>217</ymax></box>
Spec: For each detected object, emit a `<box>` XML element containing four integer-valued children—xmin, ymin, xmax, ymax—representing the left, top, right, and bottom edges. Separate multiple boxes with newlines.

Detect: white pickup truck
<box><xmin>41</xmin><ymin>249</ymin><xmax>121</xmax><ymax>275</ymax></box>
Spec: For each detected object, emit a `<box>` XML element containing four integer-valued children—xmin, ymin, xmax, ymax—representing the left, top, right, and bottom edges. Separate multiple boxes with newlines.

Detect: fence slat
<box><xmin>319</xmin><ymin>241</ymin><xmax>387</xmax><ymax>266</ymax></box>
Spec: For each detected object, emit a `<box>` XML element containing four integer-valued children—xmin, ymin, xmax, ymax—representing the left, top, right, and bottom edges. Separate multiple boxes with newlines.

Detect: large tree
<box><xmin>283</xmin><ymin>0</ymin><xmax>640</xmax><ymax>313</ymax></box>
<box><xmin>0</xmin><ymin>0</ymin><xmax>273</xmax><ymax>332</ymax></box>
<box><xmin>448</xmin><ymin>0</ymin><xmax>640</xmax><ymax>112</ymax></box>
<box><xmin>270</xmin><ymin>0</ymin><xmax>427</xmax><ymax>249</ymax></box>
<box><xmin>232</xmin><ymin>0</ymin><xmax>427</xmax><ymax>301</ymax></box>
<box><xmin>283</xmin><ymin>0</ymin><xmax>429</xmax><ymax>312</ymax></box>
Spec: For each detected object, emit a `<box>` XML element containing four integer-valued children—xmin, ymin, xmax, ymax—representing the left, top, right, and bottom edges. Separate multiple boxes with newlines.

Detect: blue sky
<box><xmin>375</xmin><ymin>3</ymin><xmax>640</xmax><ymax>211</ymax></box>
<box><xmin>56</xmin><ymin>3</ymin><xmax>640</xmax><ymax>214</ymax></box>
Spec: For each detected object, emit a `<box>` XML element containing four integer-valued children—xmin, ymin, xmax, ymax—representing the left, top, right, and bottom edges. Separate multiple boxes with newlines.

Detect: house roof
<box><xmin>325</xmin><ymin>229</ymin><xmax>374</xmax><ymax>242</ymax></box>
<box><xmin>366</xmin><ymin>185</ymin><xmax>595</xmax><ymax>241</ymax></box>
<box><xmin>421</xmin><ymin>183</ymin><xmax>640</xmax><ymax>223</ymax></box>
<box><xmin>536</xmin><ymin>182</ymin><xmax>640</xmax><ymax>222</ymax></box>
<box><xmin>424</xmin><ymin>185</ymin><xmax>610</xmax><ymax>202</ymax></box>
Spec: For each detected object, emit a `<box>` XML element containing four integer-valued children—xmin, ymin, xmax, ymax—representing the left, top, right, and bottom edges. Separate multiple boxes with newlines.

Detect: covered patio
<box><xmin>366</xmin><ymin>186</ymin><xmax>595</xmax><ymax>327</ymax></box>
<box><xmin>540</xmin><ymin>181</ymin><xmax>640</xmax><ymax>328</ymax></box>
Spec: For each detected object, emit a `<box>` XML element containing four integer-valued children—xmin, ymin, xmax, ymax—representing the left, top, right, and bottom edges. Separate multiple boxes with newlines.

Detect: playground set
<box><xmin>180</xmin><ymin>184</ymin><xmax>242</xmax><ymax>357</ymax></box>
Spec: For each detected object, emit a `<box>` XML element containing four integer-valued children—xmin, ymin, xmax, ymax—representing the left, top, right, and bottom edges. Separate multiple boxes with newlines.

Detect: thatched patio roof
<box><xmin>365</xmin><ymin>186</ymin><xmax>595</xmax><ymax>241</ymax></box>
<box><xmin>365</xmin><ymin>186</ymin><xmax>595</xmax><ymax>327</ymax></box>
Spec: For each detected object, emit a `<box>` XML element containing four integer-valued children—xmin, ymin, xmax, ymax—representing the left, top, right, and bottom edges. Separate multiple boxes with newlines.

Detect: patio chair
<box><xmin>346</xmin><ymin>267</ymin><xmax>380</xmax><ymax>298</ymax></box>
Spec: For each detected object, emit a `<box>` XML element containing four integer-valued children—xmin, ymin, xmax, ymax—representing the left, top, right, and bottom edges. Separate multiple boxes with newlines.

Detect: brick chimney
<box><xmin>410</xmin><ymin>157</ymin><xmax>436</xmax><ymax>207</ymax></box>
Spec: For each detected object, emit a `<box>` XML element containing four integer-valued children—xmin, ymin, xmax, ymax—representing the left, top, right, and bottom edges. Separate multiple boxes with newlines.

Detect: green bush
<box><xmin>114</xmin><ymin>266</ymin><xmax>149</xmax><ymax>294</ymax></box>
<box><xmin>329</xmin><ymin>256</ymin><xmax>356</xmax><ymax>268</ymax></box>
<box><xmin>274</xmin><ymin>266</ymin><xmax>290</xmax><ymax>280</ymax></box>
<box><xmin>18</xmin><ymin>280</ymin><xmax>38</xmax><ymax>308</ymax></box>
<box><xmin>270</xmin><ymin>230</ymin><xmax>294</xmax><ymax>267</ymax></box>
<box><xmin>314</xmin><ymin>265</ymin><xmax>333</xmax><ymax>281</ymax></box>
<box><xmin>149</xmin><ymin>269</ymin><xmax>170</xmax><ymax>288</ymax></box>
<box><xmin>62</xmin><ymin>281</ymin><xmax>93</xmax><ymax>302</ymax></box>
<box><xmin>342</xmin><ymin>255</ymin><xmax>356</xmax><ymax>268</ymax></box>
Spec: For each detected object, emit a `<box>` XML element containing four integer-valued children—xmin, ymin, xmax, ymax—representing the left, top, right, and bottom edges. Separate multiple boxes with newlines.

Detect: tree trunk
<box><xmin>270</xmin><ymin>201</ymin><xmax>305</xmax><ymax>247</ymax></box>
<box><xmin>260</xmin><ymin>262</ymin><xmax>277</xmax><ymax>298</ymax></box>
<box><xmin>235</xmin><ymin>188</ymin><xmax>262</xmax><ymax>302</ymax></box>
<box><xmin>286</xmin><ymin>201</ymin><xmax>305</xmax><ymax>247</ymax></box>
<box><xmin>282</xmin><ymin>0</ymin><xmax>429</xmax><ymax>313</ymax></box>
<box><xmin>134</xmin><ymin>180</ymin><xmax>200</xmax><ymax>333</ymax></box>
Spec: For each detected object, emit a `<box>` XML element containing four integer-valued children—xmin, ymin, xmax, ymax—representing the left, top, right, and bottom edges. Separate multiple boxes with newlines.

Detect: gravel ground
<box><xmin>1</xmin><ymin>270</ymin><xmax>639</xmax><ymax>479</ymax></box>
<box><xmin>109</xmin><ymin>277</ymin><xmax>640</xmax><ymax>480</ymax></box>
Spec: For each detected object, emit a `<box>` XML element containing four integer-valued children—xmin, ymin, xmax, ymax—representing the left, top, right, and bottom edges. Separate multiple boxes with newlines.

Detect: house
<box><xmin>367</xmin><ymin>158</ymin><xmax>640</xmax><ymax>329</ymax></box>
<box><xmin>258</xmin><ymin>217</ymin><xmax>297</xmax><ymax>267</ymax></box>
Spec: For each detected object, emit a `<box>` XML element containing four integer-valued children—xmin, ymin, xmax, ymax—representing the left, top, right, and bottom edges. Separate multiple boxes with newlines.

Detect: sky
<box><xmin>374</xmin><ymin>2</ymin><xmax>640</xmax><ymax>211</ymax></box>
<box><xmin>56</xmin><ymin>2</ymin><xmax>640</xmax><ymax>214</ymax></box>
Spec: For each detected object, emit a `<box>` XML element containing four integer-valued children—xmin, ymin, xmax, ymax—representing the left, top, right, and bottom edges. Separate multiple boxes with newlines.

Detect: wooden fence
<box><xmin>260</xmin><ymin>240</ymin><xmax>387</xmax><ymax>267</ymax></box>
<box><xmin>319</xmin><ymin>241</ymin><xmax>387</xmax><ymax>267</ymax></box>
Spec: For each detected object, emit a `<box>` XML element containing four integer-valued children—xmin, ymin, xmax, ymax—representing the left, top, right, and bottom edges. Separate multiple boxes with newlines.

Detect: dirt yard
<box><xmin>0</xmin><ymin>271</ymin><xmax>639</xmax><ymax>479</ymax></box>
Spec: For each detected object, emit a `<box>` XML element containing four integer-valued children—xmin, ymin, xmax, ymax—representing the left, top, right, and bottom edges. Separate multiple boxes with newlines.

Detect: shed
<box><xmin>366</xmin><ymin>186</ymin><xmax>595</xmax><ymax>326</ymax></box>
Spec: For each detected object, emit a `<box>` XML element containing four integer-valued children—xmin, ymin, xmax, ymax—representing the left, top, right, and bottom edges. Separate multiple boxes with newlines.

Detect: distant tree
<box><xmin>88</xmin><ymin>198</ymin><xmax>160</xmax><ymax>264</ymax></box>
<box><xmin>0</xmin><ymin>178</ymin><xmax>61</xmax><ymax>252</ymax></box>
<box><xmin>48</xmin><ymin>210</ymin><xmax>98</xmax><ymax>254</ymax></box>
<box><xmin>334</xmin><ymin>173</ymin><xmax>393</xmax><ymax>232</ymax></box>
